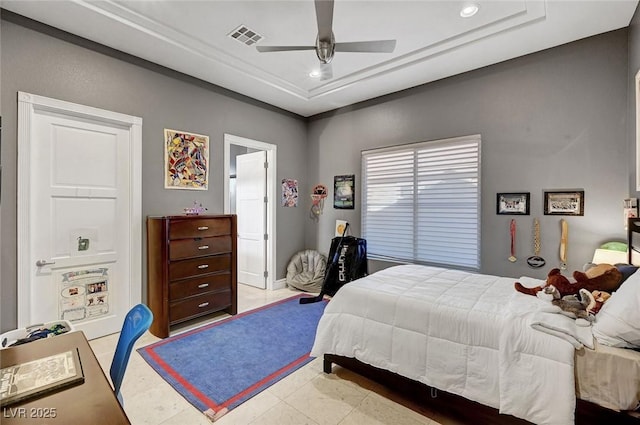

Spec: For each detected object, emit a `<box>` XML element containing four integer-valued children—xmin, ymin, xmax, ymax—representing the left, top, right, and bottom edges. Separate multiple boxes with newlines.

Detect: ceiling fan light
<box><xmin>460</xmin><ymin>4</ymin><xmax>479</xmax><ymax>18</ymax></box>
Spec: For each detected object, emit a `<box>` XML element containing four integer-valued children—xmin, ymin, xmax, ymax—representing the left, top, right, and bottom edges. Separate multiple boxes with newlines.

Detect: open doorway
<box><xmin>223</xmin><ymin>134</ymin><xmax>277</xmax><ymax>290</ymax></box>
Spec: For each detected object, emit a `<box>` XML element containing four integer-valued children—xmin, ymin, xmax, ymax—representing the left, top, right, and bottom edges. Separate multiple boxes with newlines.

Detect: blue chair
<box><xmin>110</xmin><ymin>303</ymin><xmax>153</xmax><ymax>404</ymax></box>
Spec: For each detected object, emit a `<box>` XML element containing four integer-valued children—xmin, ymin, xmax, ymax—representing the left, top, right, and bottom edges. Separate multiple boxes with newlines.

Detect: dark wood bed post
<box><xmin>323</xmin><ymin>357</ymin><xmax>333</xmax><ymax>374</ymax></box>
<box><xmin>628</xmin><ymin>217</ymin><xmax>640</xmax><ymax>264</ymax></box>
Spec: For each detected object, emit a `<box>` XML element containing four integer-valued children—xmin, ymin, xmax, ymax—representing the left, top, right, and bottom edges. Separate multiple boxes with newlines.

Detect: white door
<box><xmin>17</xmin><ymin>92</ymin><xmax>142</xmax><ymax>340</ymax></box>
<box><xmin>236</xmin><ymin>151</ymin><xmax>267</xmax><ymax>288</ymax></box>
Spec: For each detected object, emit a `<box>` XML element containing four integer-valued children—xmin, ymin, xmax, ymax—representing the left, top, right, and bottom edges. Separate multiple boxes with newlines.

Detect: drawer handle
<box><xmin>198</xmin><ymin>283</ymin><xmax>210</xmax><ymax>289</ymax></box>
<box><xmin>198</xmin><ymin>302</ymin><xmax>210</xmax><ymax>308</ymax></box>
<box><xmin>198</xmin><ymin>226</ymin><xmax>209</xmax><ymax>231</ymax></box>
<box><xmin>198</xmin><ymin>245</ymin><xmax>209</xmax><ymax>250</ymax></box>
<box><xmin>197</xmin><ymin>264</ymin><xmax>209</xmax><ymax>269</ymax></box>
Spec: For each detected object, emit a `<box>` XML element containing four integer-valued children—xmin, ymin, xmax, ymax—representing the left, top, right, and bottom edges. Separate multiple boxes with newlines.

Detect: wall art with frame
<box><xmin>164</xmin><ymin>128</ymin><xmax>209</xmax><ymax>190</ymax></box>
<box><xmin>543</xmin><ymin>190</ymin><xmax>584</xmax><ymax>216</ymax></box>
<box><xmin>496</xmin><ymin>192</ymin><xmax>530</xmax><ymax>215</ymax></box>
<box><xmin>334</xmin><ymin>174</ymin><xmax>355</xmax><ymax>209</ymax></box>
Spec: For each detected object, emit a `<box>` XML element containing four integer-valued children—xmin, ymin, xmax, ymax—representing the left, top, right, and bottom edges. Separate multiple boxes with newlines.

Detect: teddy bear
<box><xmin>514</xmin><ymin>265</ymin><xmax>622</xmax><ymax>298</ymax></box>
<box><xmin>579</xmin><ymin>263</ymin><xmax>623</xmax><ymax>292</ymax></box>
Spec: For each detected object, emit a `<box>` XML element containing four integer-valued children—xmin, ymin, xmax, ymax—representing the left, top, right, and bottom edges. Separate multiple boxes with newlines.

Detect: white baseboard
<box><xmin>272</xmin><ymin>278</ymin><xmax>287</xmax><ymax>290</ymax></box>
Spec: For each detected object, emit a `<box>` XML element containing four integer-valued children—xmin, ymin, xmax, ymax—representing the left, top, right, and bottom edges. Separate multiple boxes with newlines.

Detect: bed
<box><xmin>310</xmin><ymin>221</ymin><xmax>640</xmax><ymax>425</ymax></box>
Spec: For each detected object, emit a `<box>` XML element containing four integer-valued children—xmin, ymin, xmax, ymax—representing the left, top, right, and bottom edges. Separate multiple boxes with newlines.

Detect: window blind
<box><xmin>361</xmin><ymin>135</ymin><xmax>481</xmax><ymax>270</ymax></box>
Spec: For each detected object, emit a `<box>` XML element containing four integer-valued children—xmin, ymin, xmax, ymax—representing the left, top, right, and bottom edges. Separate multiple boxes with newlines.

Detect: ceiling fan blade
<box><xmin>256</xmin><ymin>45</ymin><xmax>316</xmax><ymax>52</ymax></box>
<box><xmin>320</xmin><ymin>62</ymin><xmax>333</xmax><ymax>81</ymax></box>
<box><xmin>335</xmin><ymin>40</ymin><xmax>396</xmax><ymax>53</ymax></box>
<box><xmin>315</xmin><ymin>0</ymin><xmax>334</xmax><ymax>41</ymax></box>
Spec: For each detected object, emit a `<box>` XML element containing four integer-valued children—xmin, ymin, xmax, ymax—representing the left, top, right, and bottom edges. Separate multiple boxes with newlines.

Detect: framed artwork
<box><xmin>544</xmin><ymin>190</ymin><xmax>584</xmax><ymax>216</ymax></box>
<box><xmin>496</xmin><ymin>192</ymin><xmax>530</xmax><ymax>215</ymax></box>
<box><xmin>164</xmin><ymin>129</ymin><xmax>209</xmax><ymax>190</ymax></box>
<box><xmin>334</xmin><ymin>174</ymin><xmax>355</xmax><ymax>209</ymax></box>
<box><xmin>281</xmin><ymin>178</ymin><xmax>298</xmax><ymax>207</ymax></box>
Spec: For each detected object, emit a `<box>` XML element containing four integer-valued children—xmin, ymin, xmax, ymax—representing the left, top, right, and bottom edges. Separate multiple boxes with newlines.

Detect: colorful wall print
<box><xmin>59</xmin><ymin>268</ymin><xmax>110</xmax><ymax>322</ymax></box>
<box><xmin>334</xmin><ymin>174</ymin><xmax>355</xmax><ymax>209</ymax></box>
<box><xmin>282</xmin><ymin>178</ymin><xmax>298</xmax><ymax>207</ymax></box>
<box><xmin>164</xmin><ymin>129</ymin><xmax>210</xmax><ymax>190</ymax></box>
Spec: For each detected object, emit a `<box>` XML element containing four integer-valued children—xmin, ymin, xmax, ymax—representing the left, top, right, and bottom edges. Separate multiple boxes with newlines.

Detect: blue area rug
<box><xmin>138</xmin><ymin>294</ymin><xmax>327</xmax><ymax>421</ymax></box>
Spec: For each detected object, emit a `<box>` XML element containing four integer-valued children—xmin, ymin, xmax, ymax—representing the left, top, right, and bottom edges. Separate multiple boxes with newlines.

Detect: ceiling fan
<box><xmin>256</xmin><ymin>0</ymin><xmax>396</xmax><ymax>80</ymax></box>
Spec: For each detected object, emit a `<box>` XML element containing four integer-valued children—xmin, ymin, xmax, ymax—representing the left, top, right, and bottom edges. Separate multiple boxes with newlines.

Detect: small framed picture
<box><xmin>334</xmin><ymin>174</ymin><xmax>355</xmax><ymax>209</ymax></box>
<box><xmin>496</xmin><ymin>192</ymin><xmax>530</xmax><ymax>215</ymax></box>
<box><xmin>544</xmin><ymin>190</ymin><xmax>584</xmax><ymax>216</ymax></box>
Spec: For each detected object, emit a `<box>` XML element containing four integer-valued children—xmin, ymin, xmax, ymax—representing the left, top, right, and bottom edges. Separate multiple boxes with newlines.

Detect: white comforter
<box><xmin>310</xmin><ymin>264</ymin><xmax>578</xmax><ymax>425</ymax></box>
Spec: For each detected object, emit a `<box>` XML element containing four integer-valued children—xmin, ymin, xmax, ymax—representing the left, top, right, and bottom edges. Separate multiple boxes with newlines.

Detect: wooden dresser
<box><xmin>147</xmin><ymin>215</ymin><xmax>237</xmax><ymax>338</ymax></box>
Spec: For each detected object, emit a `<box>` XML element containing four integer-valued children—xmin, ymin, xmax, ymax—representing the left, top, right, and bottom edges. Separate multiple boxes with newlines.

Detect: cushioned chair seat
<box><xmin>286</xmin><ymin>249</ymin><xmax>327</xmax><ymax>293</ymax></box>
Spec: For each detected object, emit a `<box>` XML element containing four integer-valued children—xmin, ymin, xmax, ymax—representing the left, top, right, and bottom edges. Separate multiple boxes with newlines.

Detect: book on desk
<box><xmin>0</xmin><ymin>348</ymin><xmax>85</xmax><ymax>407</ymax></box>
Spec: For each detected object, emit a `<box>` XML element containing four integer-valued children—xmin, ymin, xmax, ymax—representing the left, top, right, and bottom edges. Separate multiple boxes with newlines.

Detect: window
<box><xmin>361</xmin><ymin>134</ymin><xmax>481</xmax><ymax>270</ymax></box>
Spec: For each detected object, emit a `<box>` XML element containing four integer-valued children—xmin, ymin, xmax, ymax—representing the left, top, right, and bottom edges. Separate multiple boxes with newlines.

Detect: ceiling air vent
<box><xmin>228</xmin><ymin>25</ymin><xmax>263</xmax><ymax>46</ymax></box>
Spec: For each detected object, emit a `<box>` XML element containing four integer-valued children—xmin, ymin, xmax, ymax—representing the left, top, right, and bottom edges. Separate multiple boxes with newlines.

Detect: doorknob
<box><xmin>35</xmin><ymin>259</ymin><xmax>56</xmax><ymax>267</ymax></box>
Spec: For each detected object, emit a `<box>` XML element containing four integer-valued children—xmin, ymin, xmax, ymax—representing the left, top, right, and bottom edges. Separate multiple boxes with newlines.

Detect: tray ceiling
<box><xmin>2</xmin><ymin>1</ymin><xmax>638</xmax><ymax>116</ymax></box>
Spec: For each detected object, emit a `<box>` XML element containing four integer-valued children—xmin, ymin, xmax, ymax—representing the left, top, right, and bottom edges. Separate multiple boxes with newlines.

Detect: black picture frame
<box><xmin>543</xmin><ymin>190</ymin><xmax>584</xmax><ymax>216</ymax></box>
<box><xmin>496</xmin><ymin>192</ymin><xmax>530</xmax><ymax>215</ymax></box>
<box><xmin>334</xmin><ymin>174</ymin><xmax>355</xmax><ymax>209</ymax></box>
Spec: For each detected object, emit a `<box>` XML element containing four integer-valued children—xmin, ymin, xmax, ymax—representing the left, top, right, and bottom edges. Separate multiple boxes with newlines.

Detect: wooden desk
<box><xmin>1</xmin><ymin>331</ymin><xmax>130</xmax><ymax>424</ymax></box>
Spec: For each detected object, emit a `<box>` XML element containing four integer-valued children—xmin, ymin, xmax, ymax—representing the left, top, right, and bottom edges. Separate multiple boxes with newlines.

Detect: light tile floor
<box><xmin>90</xmin><ymin>284</ymin><xmax>450</xmax><ymax>425</ymax></box>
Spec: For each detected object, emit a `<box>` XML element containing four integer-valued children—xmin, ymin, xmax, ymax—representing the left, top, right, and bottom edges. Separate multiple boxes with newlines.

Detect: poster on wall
<box><xmin>334</xmin><ymin>174</ymin><xmax>355</xmax><ymax>209</ymax></box>
<box><xmin>58</xmin><ymin>268</ymin><xmax>110</xmax><ymax>322</ymax></box>
<box><xmin>281</xmin><ymin>178</ymin><xmax>298</xmax><ymax>207</ymax></box>
<box><xmin>164</xmin><ymin>128</ymin><xmax>209</xmax><ymax>190</ymax></box>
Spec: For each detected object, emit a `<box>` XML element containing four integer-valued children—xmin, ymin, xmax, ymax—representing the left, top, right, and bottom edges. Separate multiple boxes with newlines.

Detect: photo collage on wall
<box><xmin>58</xmin><ymin>268</ymin><xmax>110</xmax><ymax>322</ymax></box>
<box><xmin>281</xmin><ymin>178</ymin><xmax>298</xmax><ymax>207</ymax></box>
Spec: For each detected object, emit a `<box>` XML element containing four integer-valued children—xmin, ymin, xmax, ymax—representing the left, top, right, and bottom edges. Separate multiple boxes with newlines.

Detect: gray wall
<box><xmin>306</xmin><ymin>29</ymin><xmax>630</xmax><ymax>279</ymax></box>
<box><xmin>0</xmin><ymin>14</ymin><xmax>308</xmax><ymax>332</ymax></box>
<box><xmin>1</xmin><ymin>9</ymin><xmax>638</xmax><ymax>331</ymax></box>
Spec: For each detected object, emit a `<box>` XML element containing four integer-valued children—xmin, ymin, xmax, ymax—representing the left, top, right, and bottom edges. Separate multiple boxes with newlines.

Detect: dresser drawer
<box><xmin>169</xmin><ymin>236</ymin><xmax>232</xmax><ymax>260</ymax></box>
<box><xmin>169</xmin><ymin>218</ymin><xmax>231</xmax><ymax>240</ymax></box>
<box><xmin>169</xmin><ymin>254</ymin><xmax>231</xmax><ymax>281</ymax></box>
<box><xmin>169</xmin><ymin>273</ymin><xmax>231</xmax><ymax>301</ymax></box>
<box><xmin>169</xmin><ymin>291</ymin><xmax>231</xmax><ymax>323</ymax></box>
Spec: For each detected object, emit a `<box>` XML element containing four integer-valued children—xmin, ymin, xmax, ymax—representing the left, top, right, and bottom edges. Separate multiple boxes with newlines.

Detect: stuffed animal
<box><xmin>577</xmin><ymin>263</ymin><xmax>623</xmax><ymax>292</ymax></box>
<box><xmin>514</xmin><ymin>265</ymin><xmax>622</xmax><ymax>298</ymax></box>
<box><xmin>551</xmin><ymin>288</ymin><xmax>595</xmax><ymax>321</ymax></box>
<box><xmin>536</xmin><ymin>285</ymin><xmax>611</xmax><ymax>319</ymax></box>
<box><xmin>588</xmin><ymin>290</ymin><xmax>611</xmax><ymax>314</ymax></box>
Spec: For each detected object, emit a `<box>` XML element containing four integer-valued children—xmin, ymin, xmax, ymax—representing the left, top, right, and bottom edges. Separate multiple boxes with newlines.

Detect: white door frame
<box><xmin>17</xmin><ymin>92</ymin><xmax>142</xmax><ymax>327</ymax></box>
<box><xmin>223</xmin><ymin>134</ymin><xmax>277</xmax><ymax>290</ymax></box>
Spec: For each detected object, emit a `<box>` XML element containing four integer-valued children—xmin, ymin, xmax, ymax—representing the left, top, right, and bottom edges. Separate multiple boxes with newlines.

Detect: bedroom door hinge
<box><xmin>264</xmin><ymin>196</ymin><xmax>268</xmax><ymax>203</ymax></box>
<box><xmin>264</xmin><ymin>233</ymin><xmax>268</xmax><ymax>241</ymax></box>
<box><xmin>264</xmin><ymin>161</ymin><xmax>268</xmax><ymax>169</ymax></box>
<box><xmin>263</xmin><ymin>270</ymin><xmax>268</xmax><ymax>278</ymax></box>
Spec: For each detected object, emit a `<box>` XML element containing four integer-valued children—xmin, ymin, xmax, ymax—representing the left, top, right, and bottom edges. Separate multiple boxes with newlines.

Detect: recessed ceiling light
<box><xmin>309</xmin><ymin>70</ymin><xmax>321</xmax><ymax>78</ymax></box>
<box><xmin>460</xmin><ymin>4</ymin><xmax>479</xmax><ymax>18</ymax></box>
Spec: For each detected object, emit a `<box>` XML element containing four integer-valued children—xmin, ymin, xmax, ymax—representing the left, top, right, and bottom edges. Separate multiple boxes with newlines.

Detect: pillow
<box><xmin>615</xmin><ymin>264</ymin><xmax>639</xmax><ymax>285</ymax></box>
<box><xmin>592</xmin><ymin>267</ymin><xmax>640</xmax><ymax>348</ymax></box>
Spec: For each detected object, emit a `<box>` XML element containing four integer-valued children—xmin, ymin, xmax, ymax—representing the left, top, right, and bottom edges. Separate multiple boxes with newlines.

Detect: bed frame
<box><xmin>323</xmin><ymin>354</ymin><xmax>639</xmax><ymax>424</ymax></box>
<box><xmin>321</xmin><ymin>221</ymin><xmax>640</xmax><ymax>424</ymax></box>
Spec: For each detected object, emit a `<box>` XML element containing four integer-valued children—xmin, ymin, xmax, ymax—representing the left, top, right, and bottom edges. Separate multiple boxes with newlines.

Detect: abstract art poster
<box><xmin>334</xmin><ymin>174</ymin><xmax>355</xmax><ymax>209</ymax></box>
<box><xmin>58</xmin><ymin>267</ymin><xmax>110</xmax><ymax>322</ymax></box>
<box><xmin>164</xmin><ymin>128</ymin><xmax>209</xmax><ymax>190</ymax></box>
<box><xmin>282</xmin><ymin>178</ymin><xmax>298</xmax><ymax>207</ymax></box>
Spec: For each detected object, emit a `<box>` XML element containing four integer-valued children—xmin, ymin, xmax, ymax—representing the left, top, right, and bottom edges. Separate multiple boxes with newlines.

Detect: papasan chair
<box><xmin>286</xmin><ymin>249</ymin><xmax>327</xmax><ymax>293</ymax></box>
